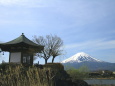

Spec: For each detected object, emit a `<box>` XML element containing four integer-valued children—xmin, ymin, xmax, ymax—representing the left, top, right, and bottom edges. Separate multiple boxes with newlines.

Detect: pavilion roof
<box><xmin>0</xmin><ymin>33</ymin><xmax>44</xmax><ymax>51</ymax></box>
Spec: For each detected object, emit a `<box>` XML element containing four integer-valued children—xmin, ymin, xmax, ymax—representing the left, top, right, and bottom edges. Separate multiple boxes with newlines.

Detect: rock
<box><xmin>56</xmin><ymin>79</ymin><xmax>74</xmax><ymax>86</ymax></box>
<box><xmin>73</xmin><ymin>79</ymin><xmax>89</xmax><ymax>86</ymax></box>
<box><xmin>55</xmin><ymin>79</ymin><xmax>89</xmax><ymax>86</ymax></box>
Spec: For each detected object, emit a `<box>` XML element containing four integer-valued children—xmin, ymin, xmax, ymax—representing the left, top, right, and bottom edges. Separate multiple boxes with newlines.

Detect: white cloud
<box><xmin>65</xmin><ymin>39</ymin><xmax>115</xmax><ymax>51</ymax></box>
<box><xmin>51</xmin><ymin>0</ymin><xmax>115</xmax><ymax>26</ymax></box>
<box><xmin>0</xmin><ymin>0</ymin><xmax>24</xmax><ymax>5</ymax></box>
<box><xmin>0</xmin><ymin>0</ymin><xmax>115</xmax><ymax>30</ymax></box>
<box><xmin>0</xmin><ymin>0</ymin><xmax>48</xmax><ymax>7</ymax></box>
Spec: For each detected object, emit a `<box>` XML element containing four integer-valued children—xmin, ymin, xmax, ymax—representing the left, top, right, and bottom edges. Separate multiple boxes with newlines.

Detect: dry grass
<box><xmin>0</xmin><ymin>63</ymin><xmax>56</xmax><ymax>86</ymax></box>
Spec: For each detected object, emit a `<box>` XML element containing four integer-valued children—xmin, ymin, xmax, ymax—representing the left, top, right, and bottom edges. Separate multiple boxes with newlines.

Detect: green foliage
<box><xmin>66</xmin><ymin>65</ymin><xmax>90</xmax><ymax>81</ymax></box>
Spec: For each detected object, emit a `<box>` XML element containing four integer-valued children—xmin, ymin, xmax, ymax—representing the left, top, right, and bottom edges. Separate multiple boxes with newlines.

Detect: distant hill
<box><xmin>61</xmin><ymin>52</ymin><xmax>115</xmax><ymax>71</ymax></box>
<box><xmin>0</xmin><ymin>41</ymin><xmax>3</xmax><ymax>43</ymax></box>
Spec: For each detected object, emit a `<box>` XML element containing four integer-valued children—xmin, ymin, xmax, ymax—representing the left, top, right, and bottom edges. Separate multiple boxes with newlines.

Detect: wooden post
<box><xmin>9</xmin><ymin>52</ymin><xmax>11</xmax><ymax>63</ymax></box>
<box><xmin>21</xmin><ymin>52</ymin><xmax>23</xmax><ymax>64</ymax></box>
<box><xmin>30</xmin><ymin>54</ymin><xmax>33</xmax><ymax>65</ymax></box>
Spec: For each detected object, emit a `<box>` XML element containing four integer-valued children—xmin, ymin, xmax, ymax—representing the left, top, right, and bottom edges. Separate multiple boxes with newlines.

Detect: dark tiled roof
<box><xmin>0</xmin><ymin>33</ymin><xmax>42</xmax><ymax>47</ymax></box>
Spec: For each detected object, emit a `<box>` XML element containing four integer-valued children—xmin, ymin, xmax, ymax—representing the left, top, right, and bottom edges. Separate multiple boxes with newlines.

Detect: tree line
<box><xmin>33</xmin><ymin>34</ymin><xmax>64</xmax><ymax>64</ymax></box>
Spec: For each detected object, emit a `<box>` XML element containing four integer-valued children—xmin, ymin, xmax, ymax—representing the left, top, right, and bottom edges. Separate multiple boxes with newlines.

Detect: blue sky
<box><xmin>0</xmin><ymin>0</ymin><xmax>115</xmax><ymax>64</ymax></box>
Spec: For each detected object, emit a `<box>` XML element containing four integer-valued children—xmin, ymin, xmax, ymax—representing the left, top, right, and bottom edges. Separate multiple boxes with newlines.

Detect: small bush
<box><xmin>66</xmin><ymin>66</ymin><xmax>89</xmax><ymax>81</ymax></box>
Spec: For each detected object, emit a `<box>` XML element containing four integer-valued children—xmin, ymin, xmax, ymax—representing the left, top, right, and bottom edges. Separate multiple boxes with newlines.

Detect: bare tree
<box><xmin>51</xmin><ymin>48</ymin><xmax>62</xmax><ymax>63</ymax></box>
<box><xmin>33</xmin><ymin>36</ymin><xmax>51</xmax><ymax>64</ymax></box>
<box><xmin>49</xmin><ymin>36</ymin><xmax>63</xmax><ymax>63</ymax></box>
<box><xmin>33</xmin><ymin>35</ymin><xmax>63</xmax><ymax>64</ymax></box>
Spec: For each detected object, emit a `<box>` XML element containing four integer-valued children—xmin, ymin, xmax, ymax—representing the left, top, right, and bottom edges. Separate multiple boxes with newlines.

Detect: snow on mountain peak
<box><xmin>61</xmin><ymin>52</ymin><xmax>102</xmax><ymax>63</ymax></box>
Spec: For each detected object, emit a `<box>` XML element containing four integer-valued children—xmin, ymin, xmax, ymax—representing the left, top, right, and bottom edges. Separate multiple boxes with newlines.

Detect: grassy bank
<box><xmin>0</xmin><ymin>63</ymin><xmax>65</xmax><ymax>86</ymax></box>
<box><xmin>1</xmin><ymin>63</ymin><xmax>97</xmax><ymax>86</ymax></box>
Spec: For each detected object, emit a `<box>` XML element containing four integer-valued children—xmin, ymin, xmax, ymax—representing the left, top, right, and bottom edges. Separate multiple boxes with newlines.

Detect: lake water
<box><xmin>84</xmin><ymin>79</ymin><xmax>115</xmax><ymax>85</ymax></box>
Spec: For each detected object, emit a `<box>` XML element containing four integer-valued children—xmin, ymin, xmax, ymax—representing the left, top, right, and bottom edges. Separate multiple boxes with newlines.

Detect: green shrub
<box><xmin>66</xmin><ymin>66</ymin><xmax>89</xmax><ymax>81</ymax></box>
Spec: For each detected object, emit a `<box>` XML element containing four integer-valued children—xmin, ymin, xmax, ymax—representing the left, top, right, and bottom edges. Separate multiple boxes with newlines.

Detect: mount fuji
<box><xmin>61</xmin><ymin>52</ymin><xmax>115</xmax><ymax>71</ymax></box>
<box><xmin>61</xmin><ymin>52</ymin><xmax>103</xmax><ymax>63</ymax></box>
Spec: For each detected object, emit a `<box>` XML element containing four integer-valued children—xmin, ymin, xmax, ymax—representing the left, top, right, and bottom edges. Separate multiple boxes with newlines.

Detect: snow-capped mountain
<box><xmin>61</xmin><ymin>52</ymin><xmax>103</xmax><ymax>63</ymax></box>
<box><xmin>61</xmin><ymin>52</ymin><xmax>115</xmax><ymax>71</ymax></box>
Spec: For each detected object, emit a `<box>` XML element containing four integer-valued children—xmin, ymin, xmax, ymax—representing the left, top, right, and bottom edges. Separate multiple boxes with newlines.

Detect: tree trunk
<box><xmin>45</xmin><ymin>59</ymin><xmax>47</xmax><ymax>64</ymax></box>
<box><xmin>52</xmin><ymin>56</ymin><xmax>55</xmax><ymax>63</ymax></box>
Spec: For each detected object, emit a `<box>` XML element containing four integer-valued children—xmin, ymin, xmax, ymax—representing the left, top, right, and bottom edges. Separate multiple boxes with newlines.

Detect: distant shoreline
<box><xmin>84</xmin><ymin>78</ymin><xmax>115</xmax><ymax>80</ymax></box>
<box><xmin>84</xmin><ymin>79</ymin><xmax>115</xmax><ymax>85</ymax></box>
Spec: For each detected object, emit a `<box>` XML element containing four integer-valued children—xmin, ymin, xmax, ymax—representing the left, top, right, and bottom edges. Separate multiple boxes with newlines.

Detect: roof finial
<box><xmin>22</xmin><ymin>33</ymin><xmax>24</xmax><ymax>35</ymax></box>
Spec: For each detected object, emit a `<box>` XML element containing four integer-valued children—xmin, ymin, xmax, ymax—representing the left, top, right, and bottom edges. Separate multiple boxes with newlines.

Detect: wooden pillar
<box><xmin>21</xmin><ymin>52</ymin><xmax>23</xmax><ymax>64</ymax></box>
<box><xmin>30</xmin><ymin>54</ymin><xmax>33</xmax><ymax>65</ymax></box>
<box><xmin>9</xmin><ymin>52</ymin><xmax>11</xmax><ymax>63</ymax></box>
